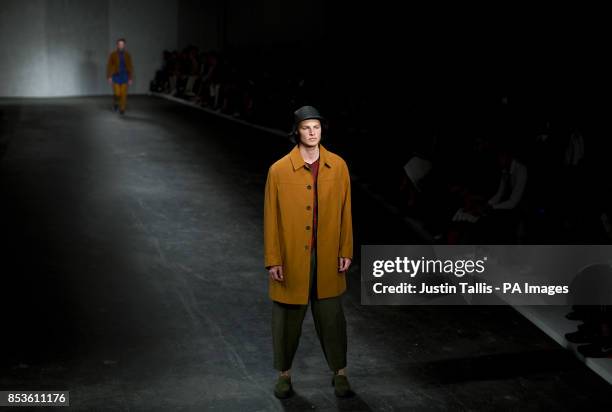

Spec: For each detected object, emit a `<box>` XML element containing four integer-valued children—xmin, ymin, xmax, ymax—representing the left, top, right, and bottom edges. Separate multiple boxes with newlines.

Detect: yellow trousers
<box><xmin>112</xmin><ymin>83</ymin><xmax>128</xmax><ymax>111</ymax></box>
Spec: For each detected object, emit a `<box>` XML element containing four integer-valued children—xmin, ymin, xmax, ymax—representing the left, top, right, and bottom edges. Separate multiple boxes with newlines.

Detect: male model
<box><xmin>106</xmin><ymin>38</ymin><xmax>134</xmax><ymax>115</ymax></box>
<box><xmin>264</xmin><ymin>105</ymin><xmax>353</xmax><ymax>398</ymax></box>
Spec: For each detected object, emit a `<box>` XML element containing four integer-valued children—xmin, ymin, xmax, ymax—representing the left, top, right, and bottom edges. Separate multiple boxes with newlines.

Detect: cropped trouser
<box><xmin>272</xmin><ymin>249</ymin><xmax>347</xmax><ymax>372</ymax></box>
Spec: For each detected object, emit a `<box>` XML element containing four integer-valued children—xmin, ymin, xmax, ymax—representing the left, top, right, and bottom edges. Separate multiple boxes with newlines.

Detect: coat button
<box><xmin>306</xmin><ymin>225</ymin><xmax>311</xmax><ymax>230</ymax></box>
<box><xmin>306</xmin><ymin>205</ymin><xmax>311</xmax><ymax>210</ymax></box>
<box><xmin>306</xmin><ymin>185</ymin><xmax>312</xmax><ymax>190</ymax></box>
<box><xmin>304</xmin><ymin>245</ymin><xmax>309</xmax><ymax>250</ymax></box>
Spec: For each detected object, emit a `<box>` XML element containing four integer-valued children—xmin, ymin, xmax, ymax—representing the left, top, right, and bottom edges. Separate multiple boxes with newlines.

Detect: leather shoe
<box><xmin>274</xmin><ymin>375</ymin><xmax>293</xmax><ymax>399</ymax></box>
<box><xmin>331</xmin><ymin>374</ymin><xmax>353</xmax><ymax>398</ymax></box>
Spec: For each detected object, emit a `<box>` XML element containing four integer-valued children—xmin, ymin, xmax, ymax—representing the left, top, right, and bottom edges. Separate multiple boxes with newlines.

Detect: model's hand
<box><xmin>107</xmin><ymin>77</ymin><xmax>112</xmax><ymax>85</ymax></box>
<box><xmin>338</xmin><ymin>257</ymin><xmax>352</xmax><ymax>273</ymax></box>
<box><xmin>268</xmin><ymin>265</ymin><xmax>284</xmax><ymax>282</ymax></box>
<box><xmin>128</xmin><ymin>79</ymin><xmax>133</xmax><ymax>86</ymax></box>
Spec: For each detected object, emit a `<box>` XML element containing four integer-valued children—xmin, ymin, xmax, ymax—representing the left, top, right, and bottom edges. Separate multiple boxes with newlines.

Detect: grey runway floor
<box><xmin>0</xmin><ymin>96</ymin><xmax>610</xmax><ymax>411</ymax></box>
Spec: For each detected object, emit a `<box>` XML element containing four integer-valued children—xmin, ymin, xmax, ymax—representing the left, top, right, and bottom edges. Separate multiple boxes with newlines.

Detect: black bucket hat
<box><xmin>291</xmin><ymin>105</ymin><xmax>326</xmax><ymax>139</ymax></box>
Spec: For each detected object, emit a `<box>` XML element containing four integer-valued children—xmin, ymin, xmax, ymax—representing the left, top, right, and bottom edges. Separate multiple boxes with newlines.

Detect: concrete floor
<box><xmin>0</xmin><ymin>96</ymin><xmax>610</xmax><ymax>411</ymax></box>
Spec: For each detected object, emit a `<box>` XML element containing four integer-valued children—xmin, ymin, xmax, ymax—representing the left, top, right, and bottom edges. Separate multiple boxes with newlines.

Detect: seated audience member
<box><xmin>184</xmin><ymin>46</ymin><xmax>201</xmax><ymax>98</ymax></box>
<box><xmin>400</xmin><ymin>154</ymin><xmax>433</xmax><ymax>210</ymax></box>
<box><xmin>167</xmin><ymin>50</ymin><xmax>180</xmax><ymax>95</ymax></box>
<box><xmin>487</xmin><ymin>147</ymin><xmax>528</xmax><ymax>211</ymax></box>
<box><xmin>150</xmin><ymin>50</ymin><xmax>172</xmax><ymax>93</ymax></box>
<box><xmin>480</xmin><ymin>146</ymin><xmax>528</xmax><ymax>242</ymax></box>
<box><xmin>565</xmin><ymin>264</ymin><xmax>612</xmax><ymax>358</ymax></box>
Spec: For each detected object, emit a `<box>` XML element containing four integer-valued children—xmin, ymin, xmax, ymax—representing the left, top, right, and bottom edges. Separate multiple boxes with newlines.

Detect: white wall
<box><xmin>0</xmin><ymin>0</ymin><xmax>51</xmax><ymax>96</ymax></box>
<box><xmin>0</xmin><ymin>0</ymin><xmax>177</xmax><ymax>96</ymax></box>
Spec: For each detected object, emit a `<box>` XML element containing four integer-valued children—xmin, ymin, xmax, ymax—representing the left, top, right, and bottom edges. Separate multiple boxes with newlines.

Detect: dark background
<box><xmin>1</xmin><ymin>1</ymin><xmax>611</xmax><ymax>410</ymax></box>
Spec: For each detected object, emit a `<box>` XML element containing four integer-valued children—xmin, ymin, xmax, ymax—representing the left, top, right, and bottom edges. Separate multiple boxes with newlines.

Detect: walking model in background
<box><xmin>107</xmin><ymin>38</ymin><xmax>134</xmax><ymax>115</ymax></box>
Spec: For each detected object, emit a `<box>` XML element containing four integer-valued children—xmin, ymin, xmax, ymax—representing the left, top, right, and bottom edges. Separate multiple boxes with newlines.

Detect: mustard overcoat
<box><xmin>264</xmin><ymin>144</ymin><xmax>353</xmax><ymax>304</ymax></box>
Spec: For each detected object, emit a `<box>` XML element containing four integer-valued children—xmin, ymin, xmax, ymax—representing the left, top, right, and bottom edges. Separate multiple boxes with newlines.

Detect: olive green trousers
<box><xmin>272</xmin><ymin>249</ymin><xmax>347</xmax><ymax>372</ymax></box>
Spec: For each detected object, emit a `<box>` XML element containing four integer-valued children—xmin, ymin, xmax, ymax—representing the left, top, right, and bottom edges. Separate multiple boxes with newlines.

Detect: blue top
<box><xmin>112</xmin><ymin>51</ymin><xmax>129</xmax><ymax>84</ymax></box>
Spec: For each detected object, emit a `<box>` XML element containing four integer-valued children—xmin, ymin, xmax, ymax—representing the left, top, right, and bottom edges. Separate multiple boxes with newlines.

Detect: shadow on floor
<box><xmin>280</xmin><ymin>391</ymin><xmax>373</xmax><ymax>411</ymax></box>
